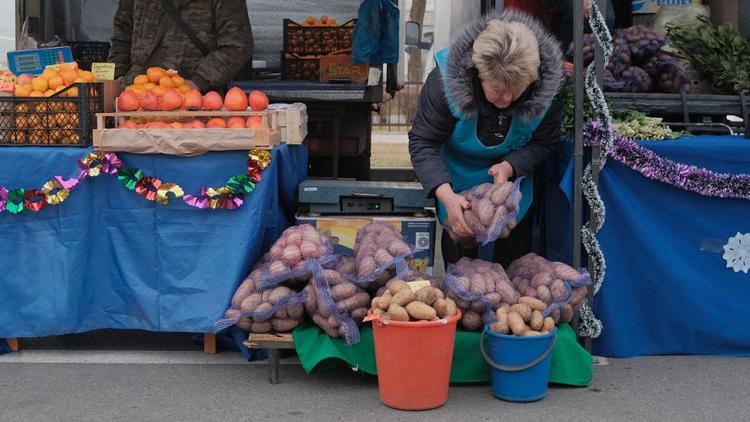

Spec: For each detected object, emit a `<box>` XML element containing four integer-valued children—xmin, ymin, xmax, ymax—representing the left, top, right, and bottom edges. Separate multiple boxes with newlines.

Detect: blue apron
<box><xmin>434</xmin><ymin>48</ymin><xmax>549</xmax><ymax>226</ymax></box>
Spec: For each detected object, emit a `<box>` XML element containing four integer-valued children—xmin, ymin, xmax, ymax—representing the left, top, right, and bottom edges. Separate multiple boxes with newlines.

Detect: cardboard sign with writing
<box><xmin>319</xmin><ymin>55</ymin><xmax>369</xmax><ymax>84</ymax></box>
<box><xmin>91</xmin><ymin>63</ymin><xmax>116</xmax><ymax>80</ymax></box>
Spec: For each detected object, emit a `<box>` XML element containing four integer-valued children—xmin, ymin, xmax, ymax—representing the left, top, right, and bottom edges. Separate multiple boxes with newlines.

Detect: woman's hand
<box><xmin>436</xmin><ymin>183</ymin><xmax>473</xmax><ymax>239</ymax></box>
<box><xmin>488</xmin><ymin>161</ymin><xmax>514</xmax><ymax>184</ymax></box>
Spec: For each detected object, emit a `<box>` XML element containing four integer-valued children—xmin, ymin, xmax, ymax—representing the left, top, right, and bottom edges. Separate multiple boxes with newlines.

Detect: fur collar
<box><xmin>442</xmin><ymin>9</ymin><xmax>563</xmax><ymax>121</ymax></box>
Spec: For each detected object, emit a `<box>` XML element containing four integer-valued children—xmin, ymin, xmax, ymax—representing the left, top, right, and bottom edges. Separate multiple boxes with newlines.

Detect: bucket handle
<box><xmin>480</xmin><ymin>331</ymin><xmax>557</xmax><ymax>372</ymax></box>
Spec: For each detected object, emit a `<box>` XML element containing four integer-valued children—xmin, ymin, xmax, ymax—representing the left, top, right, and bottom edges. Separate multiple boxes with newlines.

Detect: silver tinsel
<box><xmin>578</xmin><ymin>1</ymin><xmax>613</xmax><ymax>338</ymax></box>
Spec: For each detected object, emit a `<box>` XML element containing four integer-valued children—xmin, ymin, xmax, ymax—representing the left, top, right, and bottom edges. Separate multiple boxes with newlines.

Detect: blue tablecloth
<box><xmin>0</xmin><ymin>145</ymin><xmax>307</xmax><ymax>337</ymax></box>
<box><xmin>547</xmin><ymin>135</ymin><xmax>750</xmax><ymax>357</ymax></box>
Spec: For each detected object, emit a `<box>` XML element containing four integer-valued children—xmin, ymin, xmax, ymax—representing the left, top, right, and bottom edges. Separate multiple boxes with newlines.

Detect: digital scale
<box><xmin>297</xmin><ymin>179</ymin><xmax>433</xmax><ymax>215</ymax></box>
<box><xmin>7</xmin><ymin>46</ymin><xmax>74</xmax><ymax>76</ymax></box>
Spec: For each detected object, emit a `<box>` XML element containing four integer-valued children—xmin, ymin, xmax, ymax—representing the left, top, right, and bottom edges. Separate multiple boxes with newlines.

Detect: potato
<box><xmin>552</xmin><ymin>262</ymin><xmax>581</xmax><ymax>280</ymax></box>
<box><xmin>237</xmin><ymin>317</ymin><xmax>252</xmax><ymax>331</ymax></box>
<box><xmin>406</xmin><ymin>301</ymin><xmax>437</xmax><ymax>320</ymax></box>
<box><xmin>513</xmin><ymin>277</ymin><xmax>529</xmax><ymax>294</ymax></box>
<box><xmin>386</xmin><ymin>303</ymin><xmax>409</xmax><ymax>321</ymax></box>
<box><xmin>275</xmin><ymin>308</ymin><xmax>288</xmax><ymax>319</ymax></box>
<box><xmin>490</xmin><ymin>321</ymin><xmax>510</xmax><ymax>334</ymax></box>
<box><xmin>391</xmin><ymin>287</ymin><xmax>416</xmax><ymax>306</ymax></box>
<box><xmin>415</xmin><ymin>286</ymin><xmax>439</xmax><ymax>306</ymax></box>
<box><xmin>461</xmin><ymin>310</ymin><xmax>483</xmax><ymax>331</ymax></box>
<box><xmin>351</xmin><ymin>307</ymin><xmax>368</xmax><ymax>321</ymax></box>
<box><xmin>269</xmin><ymin>260</ymin><xmax>288</xmax><ymax>276</ymax></box>
<box><xmin>251</xmin><ymin>321</ymin><xmax>272</xmax><ymax>333</ymax></box>
<box><xmin>387</xmin><ymin>280</ymin><xmax>409</xmax><ymax>293</ymax></box>
<box><xmin>530</xmin><ymin>310</ymin><xmax>544</xmax><ymax>331</ymax></box>
<box><xmin>372</xmin><ymin>308</ymin><xmax>385</xmax><ymax>317</ymax></box>
<box><xmin>531</xmin><ymin>272</ymin><xmax>553</xmax><ymax>288</ymax></box>
<box><xmin>331</xmin><ymin>283</ymin><xmax>357</xmax><ymax>301</ymax></box>
<box><xmin>496</xmin><ymin>281</ymin><xmax>519</xmax><ymax>305</ymax></box>
<box><xmin>357</xmin><ymin>256</ymin><xmax>377</xmax><ymax>277</ymax></box>
<box><xmin>510</xmin><ymin>303</ymin><xmax>532</xmax><ymax>322</ymax></box>
<box><xmin>288</xmin><ymin>304</ymin><xmax>304</xmax><ymax>320</ymax></box>
<box><xmin>300</xmin><ymin>240</ymin><xmax>318</xmax><ymax>259</ymax></box>
<box><xmin>269</xmin><ymin>286</ymin><xmax>293</xmax><ymax>305</ymax></box>
<box><xmin>388</xmin><ymin>242</ymin><xmax>411</xmax><ymax>257</ymax></box>
<box><xmin>483</xmin><ymin>292</ymin><xmax>502</xmax><ymax>308</ymax></box>
<box><xmin>542</xmin><ymin>317</ymin><xmax>555</xmax><ymax>332</ymax></box>
<box><xmin>313</xmin><ymin>314</ymin><xmax>338</xmax><ymax>338</ymax></box>
<box><xmin>377</xmin><ymin>290</ymin><xmax>392</xmax><ymax>310</ymax></box>
<box><xmin>550</xmin><ymin>308</ymin><xmax>560</xmax><ymax>324</ymax></box>
<box><xmin>519</xmin><ymin>296</ymin><xmax>547</xmax><ymax>312</ymax></box>
<box><xmin>550</xmin><ymin>279</ymin><xmax>567</xmax><ymax>302</ymax></box>
<box><xmin>444</xmin><ymin>298</ymin><xmax>457</xmax><ymax>318</ymax></box>
<box><xmin>433</xmin><ymin>298</ymin><xmax>447</xmax><ymax>318</ymax></box>
<box><xmin>536</xmin><ymin>285</ymin><xmax>552</xmax><ymax>304</ymax></box>
<box><xmin>469</xmin><ymin>274</ymin><xmax>487</xmax><ymax>296</ymax></box>
<box><xmin>253</xmin><ymin>303</ymin><xmax>274</xmax><ymax>322</ymax></box>
<box><xmin>522</xmin><ymin>330</ymin><xmax>542</xmax><ymax>337</ymax></box>
<box><xmin>272</xmin><ymin>318</ymin><xmax>299</xmax><ymax>332</ymax></box>
<box><xmin>374</xmin><ymin>248</ymin><xmax>393</xmax><ymax>266</ymax></box>
<box><xmin>240</xmin><ymin>294</ymin><xmax>262</xmax><ymax>313</ymax></box>
<box><xmin>490</xmin><ymin>182</ymin><xmax>513</xmax><ymax>205</ymax></box>
<box><xmin>281</xmin><ymin>245</ymin><xmax>302</xmax><ymax>266</ymax></box>
<box><xmin>507</xmin><ymin>311</ymin><xmax>528</xmax><ymax>335</ymax></box>
<box><xmin>570</xmin><ymin>286</ymin><xmax>588</xmax><ymax>306</ymax></box>
<box><xmin>560</xmin><ymin>304</ymin><xmax>574</xmax><ymax>323</ymax></box>
<box><xmin>477</xmin><ymin>198</ymin><xmax>496</xmax><ymax>226</ymax></box>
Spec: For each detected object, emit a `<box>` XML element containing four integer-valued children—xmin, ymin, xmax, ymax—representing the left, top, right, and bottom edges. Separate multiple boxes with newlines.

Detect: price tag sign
<box><xmin>407</xmin><ymin>280</ymin><xmax>431</xmax><ymax>293</ymax></box>
<box><xmin>91</xmin><ymin>63</ymin><xmax>116</xmax><ymax>80</ymax></box>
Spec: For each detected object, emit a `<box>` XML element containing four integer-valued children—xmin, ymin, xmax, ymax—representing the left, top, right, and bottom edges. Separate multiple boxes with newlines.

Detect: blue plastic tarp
<box><xmin>547</xmin><ymin>135</ymin><xmax>750</xmax><ymax>357</ymax></box>
<box><xmin>0</xmin><ymin>145</ymin><xmax>307</xmax><ymax>338</ymax></box>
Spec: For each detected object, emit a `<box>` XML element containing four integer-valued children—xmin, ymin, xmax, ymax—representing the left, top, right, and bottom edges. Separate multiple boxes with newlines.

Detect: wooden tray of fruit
<box><xmin>93</xmin><ymin>68</ymin><xmax>280</xmax><ymax>156</ymax></box>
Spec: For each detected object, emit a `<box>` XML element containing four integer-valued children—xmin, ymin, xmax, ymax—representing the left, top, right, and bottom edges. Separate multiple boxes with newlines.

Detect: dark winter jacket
<box><xmin>108</xmin><ymin>0</ymin><xmax>253</xmax><ymax>92</ymax></box>
<box><xmin>408</xmin><ymin>10</ymin><xmax>563</xmax><ymax>197</ymax></box>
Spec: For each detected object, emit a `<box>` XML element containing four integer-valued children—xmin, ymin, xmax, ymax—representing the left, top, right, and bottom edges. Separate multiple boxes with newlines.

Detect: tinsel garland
<box><xmin>578</xmin><ymin>2</ymin><xmax>613</xmax><ymax>339</ymax></box>
<box><xmin>0</xmin><ymin>149</ymin><xmax>271</xmax><ymax>215</ymax></box>
<box><xmin>585</xmin><ymin>120</ymin><xmax>750</xmax><ymax>200</ymax></box>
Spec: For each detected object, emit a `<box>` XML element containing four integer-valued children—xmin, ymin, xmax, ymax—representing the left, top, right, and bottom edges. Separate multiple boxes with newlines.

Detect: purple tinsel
<box><xmin>585</xmin><ymin>121</ymin><xmax>750</xmax><ymax>200</ymax></box>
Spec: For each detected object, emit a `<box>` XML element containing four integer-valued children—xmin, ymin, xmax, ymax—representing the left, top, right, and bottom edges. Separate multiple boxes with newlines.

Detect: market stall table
<box><xmin>545</xmin><ymin>135</ymin><xmax>750</xmax><ymax>357</ymax></box>
<box><xmin>0</xmin><ymin>144</ymin><xmax>307</xmax><ymax>350</ymax></box>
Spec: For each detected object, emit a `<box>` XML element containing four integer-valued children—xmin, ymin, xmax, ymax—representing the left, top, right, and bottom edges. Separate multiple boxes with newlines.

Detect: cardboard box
<box><xmin>296</xmin><ymin>213</ymin><xmax>437</xmax><ymax>275</ymax></box>
<box><xmin>269</xmin><ymin>103</ymin><xmax>308</xmax><ymax>144</ymax></box>
<box><xmin>632</xmin><ymin>0</ymin><xmax>702</xmax><ymax>14</ymax></box>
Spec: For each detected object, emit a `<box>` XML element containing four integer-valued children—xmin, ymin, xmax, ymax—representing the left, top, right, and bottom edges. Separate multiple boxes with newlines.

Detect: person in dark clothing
<box><xmin>408</xmin><ymin>10</ymin><xmax>563</xmax><ymax>268</ymax></box>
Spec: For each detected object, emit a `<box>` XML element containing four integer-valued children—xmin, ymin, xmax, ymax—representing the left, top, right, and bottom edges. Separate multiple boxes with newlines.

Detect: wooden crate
<box><xmin>272</xmin><ymin>103</ymin><xmax>308</xmax><ymax>144</ymax></box>
<box><xmin>93</xmin><ymin>110</ymin><xmax>281</xmax><ymax>155</ymax></box>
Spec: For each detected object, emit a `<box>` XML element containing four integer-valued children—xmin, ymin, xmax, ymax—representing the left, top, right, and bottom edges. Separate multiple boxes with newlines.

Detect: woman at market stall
<box><xmin>408</xmin><ymin>9</ymin><xmax>563</xmax><ymax>268</ymax></box>
<box><xmin>108</xmin><ymin>0</ymin><xmax>253</xmax><ymax>92</ymax></box>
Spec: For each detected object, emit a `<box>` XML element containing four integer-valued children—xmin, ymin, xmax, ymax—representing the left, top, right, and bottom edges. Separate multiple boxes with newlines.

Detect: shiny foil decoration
<box><xmin>0</xmin><ymin>187</ymin><xmax>7</xmax><ymax>213</ymax></box>
<box><xmin>5</xmin><ymin>189</ymin><xmax>25</xmax><ymax>214</ymax></box>
<box><xmin>79</xmin><ymin>151</ymin><xmax>105</xmax><ymax>177</ymax></box>
<box><xmin>117</xmin><ymin>168</ymin><xmax>144</xmax><ymax>191</ymax></box>
<box><xmin>23</xmin><ymin>189</ymin><xmax>47</xmax><ymax>212</ymax></box>
<box><xmin>135</xmin><ymin>177</ymin><xmax>162</xmax><ymax>202</ymax></box>
<box><xmin>42</xmin><ymin>180</ymin><xmax>70</xmax><ymax>205</ymax></box>
<box><xmin>226</xmin><ymin>175</ymin><xmax>256</xmax><ymax>195</ymax></box>
<box><xmin>102</xmin><ymin>152</ymin><xmax>124</xmax><ymax>175</ymax></box>
<box><xmin>155</xmin><ymin>183</ymin><xmax>185</xmax><ymax>205</ymax></box>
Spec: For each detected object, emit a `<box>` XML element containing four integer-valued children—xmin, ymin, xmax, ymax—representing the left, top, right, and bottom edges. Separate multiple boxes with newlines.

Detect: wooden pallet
<box><xmin>93</xmin><ymin>110</ymin><xmax>281</xmax><ymax>154</ymax></box>
<box><xmin>244</xmin><ymin>333</ymin><xmax>295</xmax><ymax>384</ymax></box>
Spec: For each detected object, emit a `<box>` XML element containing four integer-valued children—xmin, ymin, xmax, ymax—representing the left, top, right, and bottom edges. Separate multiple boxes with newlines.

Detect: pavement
<box><xmin>2</xmin><ymin>344</ymin><xmax>749</xmax><ymax>422</ymax></box>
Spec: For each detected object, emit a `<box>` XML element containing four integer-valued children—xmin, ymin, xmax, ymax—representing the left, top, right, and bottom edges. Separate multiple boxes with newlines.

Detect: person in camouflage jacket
<box><xmin>108</xmin><ymin>0</ymin><xmax>253</xmax><ymax>92</ymax></box>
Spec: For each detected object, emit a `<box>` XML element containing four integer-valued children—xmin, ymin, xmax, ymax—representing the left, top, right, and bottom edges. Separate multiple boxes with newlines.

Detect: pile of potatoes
<box><xmin>354</xmin><ymin>222</ymin><xmax>413</xmax><ymax>286</ymax></box>
<box><xmin>224</xmin><ymin>263</ymin><xmax>306</xmax><ymax>333</ymax></box>
<box><xmin>303</xmin><ymin>256</ymin><xmax>371</xmax><ymax>340</ymax></box>
<box><xmin>506</xmin><ymin>253</ymin><xmax>590</xmax><ymax>324</ymax></box>
<box><xmin>490</xmin><ymin>297</ymin><xmax>556</xmax><ymax>336</ymax></box>
<box><xmin>444</xmin><ymin>257</ymin><xmax>519</xmax><ymax>331</ymax></box>
<box><xmin>448</xmin><ymin>181</ymin><xmax>522</xmax><ymax>245</ymax></box>
<box><xmin>370</xmin><ymin>279</ymin><xmax>458</xmax><ymax>322</ymax></box>
<box><xmin>263</xmin><ymin>224</ymin><xmax>333</xmax><ymax>284</ymax></box>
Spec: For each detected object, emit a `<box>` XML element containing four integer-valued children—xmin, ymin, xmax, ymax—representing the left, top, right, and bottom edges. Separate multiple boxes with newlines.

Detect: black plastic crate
<box><xmin>0</xmin><ymin>83</ymin><xmax>104</xmax><ymax>146</ymax></box>
<box><xmin>283</xmin><ymin>18</ymin><xmax>355</xmax><ymax>56</ymax></box>
<box><xmin>281</xmin><ymin>52</ymin><xmax>321</xmax><ymax>81</ymax></box>
<box><xmin>67</xmin><ymin>41</ymin><xmax>110</xmax><ymax>71</ymax></box>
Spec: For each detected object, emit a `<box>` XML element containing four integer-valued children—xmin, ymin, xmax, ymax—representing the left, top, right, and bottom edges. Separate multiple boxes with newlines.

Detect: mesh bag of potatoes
<box><xmin>369</xmin><ymin>278</ymin><xmax>458</xmax><ymax>322</ymax></box>
<box><xmin>506</xmin><ymin>253</ymin><xmax>592</xmax><ymax>324</ymax></box>
<box><xmin>303</xmin><ymin>256</ymin><xmax>371</xmax><ymax>344</ymax></box>
<box><xmin>441</xmin><ymin>257</ymin><xmax>520</xmax><ymax>331</ymax></box>
<box><xmin>216</xmin><ymin>262</ymin><xmax>307</xmax><ymax>333</ymax></box>
<box><xmin>353</xmin><ymin>222</ymin><xmax>414</xmax><ymax>290</ymax></box>
<box><xmin>214</xmin><ymin>225</ymin><xmax>335</xmax><ymax>333</ymax></box>
<box><xmin>446</xmin><ymin>179</ymin><xmax>523</xmax><ymax>246</ymax></box>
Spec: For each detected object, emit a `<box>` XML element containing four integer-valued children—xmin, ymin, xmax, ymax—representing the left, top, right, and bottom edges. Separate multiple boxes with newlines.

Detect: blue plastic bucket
<box><xmin>480</xmin><ymin>324</ymin><xmax>557</xmax><ymax>402</ymax></box>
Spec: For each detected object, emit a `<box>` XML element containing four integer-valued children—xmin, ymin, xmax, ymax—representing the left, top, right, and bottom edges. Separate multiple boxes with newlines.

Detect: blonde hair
<box><xmin>472</xmin><ymin>20</ymin><xmax>540</xmax><ymax>89</ymax></box>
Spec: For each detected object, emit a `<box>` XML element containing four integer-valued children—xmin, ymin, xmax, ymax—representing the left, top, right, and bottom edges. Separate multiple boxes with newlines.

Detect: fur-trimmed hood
<box><xmin>442</xmin><ymin>9</ymin><xmax>563</xmax><ymax>121</ymax></box>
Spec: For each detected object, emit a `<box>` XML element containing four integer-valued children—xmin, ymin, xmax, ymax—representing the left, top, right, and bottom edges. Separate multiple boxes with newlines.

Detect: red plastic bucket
<box><xmin>370</xmin><ymin>310</ymin><xmax>462</xmax><ymax>410</ymax></box>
